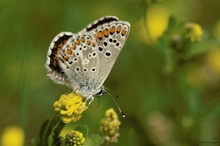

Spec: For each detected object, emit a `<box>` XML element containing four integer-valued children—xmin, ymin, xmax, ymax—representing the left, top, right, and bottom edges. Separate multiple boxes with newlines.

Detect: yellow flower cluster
<box><xmin>184</xmin><ymin>22</ymin><xmax>203</xmax><ymax>42</ymax></box>
<box><xmin>65</xmin><ymin>130</ymin><xmax>85</xmax><ymax>146</ymax></box>
<box><xmin>100</xmin><ymin>108</ymin><xmax>121</xmax><ymax>142</ymax></box>
<box><xmin>53</xmin><ymin>93</ymin><xmax>86</xmax><ymax>124</ymax></box>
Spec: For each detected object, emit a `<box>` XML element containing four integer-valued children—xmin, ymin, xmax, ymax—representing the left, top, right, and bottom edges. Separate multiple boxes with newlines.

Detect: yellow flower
<box><xmin>65</xmin><ymin>130</ymin><xmax>85</xmax><ymax>146</ymax></box>
<box><xmin>53</xmin><ymin>93</ymin><xmax>86</xmax><ymax>124</ymax></box>
<box><xmin>184</xmin><ymin>22</ymin><xmax>203</xmax><ymax>42</ymax></box>
<box><xmin>145</xmin><ymin>4</ymin><xmax>170</xmax><ymax>44</ymax></box>
<box><xmin>1</xmin><ymin>125</ymin><xmax>24</xmax><ymax>146</ymax></box>
<box><xmin>100</xmin><ymin>108</ymin><xmax>121</xmax><ymax>143</ymax></box>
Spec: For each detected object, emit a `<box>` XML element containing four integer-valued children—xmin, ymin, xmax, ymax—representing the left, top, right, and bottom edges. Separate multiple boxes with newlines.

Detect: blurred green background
<box><xmin>1</xmin><ymin>0</ymin><xmax>220</xmax><ymax>145</ymax></box>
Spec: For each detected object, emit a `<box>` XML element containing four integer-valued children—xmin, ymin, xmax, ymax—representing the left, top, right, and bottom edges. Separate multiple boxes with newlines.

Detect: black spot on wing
<box><xmin>86</xmin><ymin>17</ymin><xmax>118</xmax><ymax>32</ymax></box>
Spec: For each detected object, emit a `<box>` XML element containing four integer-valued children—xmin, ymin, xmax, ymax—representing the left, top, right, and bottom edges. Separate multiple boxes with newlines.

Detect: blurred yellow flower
<box><xmin>53</xmin><ymin>93</ymin><xmax>86</xmax><ymax>124</ymax></box>
<box><xmin>1</xmin><ymin>126</ymin><xmax>24</xmax><ymax>146</ymax></box>
<box><xmin>65</xmin><ymin>130</ymin><xmax>85</xmax><ymax>146</ymax></box>
<box><xmin>206</xmin><ymin>48</ymin><xmax>220</xmax><ymax>74</ymax></box>
<box><xmin>184</xmin><ymin>22</ymin><xmax>203</xmax><ymax>42</ymax></box>
<box><xmin>100</xmin><ymin>108</ymin><xmax>121</xmax><ymax>143</ymax></box>
<box><xmin>145</xmin><ymin>4</ymin><xmax>170</xmax><ymax>44</ymax></box>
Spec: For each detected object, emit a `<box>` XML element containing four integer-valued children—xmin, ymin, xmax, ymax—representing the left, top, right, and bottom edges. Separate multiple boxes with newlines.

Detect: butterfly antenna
<box><xmin>106</xmin><ymin>91</ymin><xmax>125</xmax><ymax>118</ymax></box>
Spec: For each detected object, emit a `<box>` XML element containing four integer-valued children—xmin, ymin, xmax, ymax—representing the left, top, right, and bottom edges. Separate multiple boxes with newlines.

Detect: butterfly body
<box><xmin>46</xmin><ymin>16</ymin><xmax>130</xmax><ymax>100</ymax></box>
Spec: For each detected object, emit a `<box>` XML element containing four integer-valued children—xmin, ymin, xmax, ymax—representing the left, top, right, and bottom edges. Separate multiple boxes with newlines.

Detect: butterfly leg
<box><xmin>85</xmin><ymin>95</ymin><xmax>94</xmax><ymax>109</ymax></box>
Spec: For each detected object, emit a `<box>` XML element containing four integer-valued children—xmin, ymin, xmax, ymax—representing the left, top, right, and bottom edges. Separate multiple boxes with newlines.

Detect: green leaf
<box><xmin>40</xmin><ymin>114</ymin><xmax>65</xmax><ymax>146</ymax></box>
<box><xmin>48</xmin><ymin>133</ymin><xmax>55</xmax><ymax>146</ymax></box>
<box><xmin>39</xmin><ymin>119</ymin><xmax>49</xmax><ymax>144</ymax></box>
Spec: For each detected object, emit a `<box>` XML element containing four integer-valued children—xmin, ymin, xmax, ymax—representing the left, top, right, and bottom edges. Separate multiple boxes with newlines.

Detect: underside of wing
<box><xmin>91</xmin><ymin>20</ymin><xmax>131</xmax><ymax>87</ymax></box>
<box><xmin>45</xmin><ymin>16</ymin><xmax>130</xmax><ymax>96</ymax></box>
<box><xmin>45</xmin><ymin>32</ymin><xmax>74</xmax><ymax>86</ymax></box>
<box><xmin>57</xmin><ymin>32</ymin><xmax>101</xmax><ymax>91</ymax></box>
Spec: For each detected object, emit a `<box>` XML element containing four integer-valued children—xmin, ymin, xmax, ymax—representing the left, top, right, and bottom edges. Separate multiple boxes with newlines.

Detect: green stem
<box><xmin>40</xmin><ymin>114</ymin><xmax>65</xmax><ymax>146</ymax></box>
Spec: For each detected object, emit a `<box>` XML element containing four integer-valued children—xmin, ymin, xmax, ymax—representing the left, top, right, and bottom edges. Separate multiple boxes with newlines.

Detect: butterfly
<box><xmin>45</xmin><ymin>16</ymin><xmax>130</xmax><ymax>105</ymax></box>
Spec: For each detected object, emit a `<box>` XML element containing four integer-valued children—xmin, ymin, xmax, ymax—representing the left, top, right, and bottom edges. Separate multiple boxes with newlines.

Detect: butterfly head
<box><xmin>96</xmin><ymin>86</ymin><xmax>106</xmax><ymax>97</ymax></box>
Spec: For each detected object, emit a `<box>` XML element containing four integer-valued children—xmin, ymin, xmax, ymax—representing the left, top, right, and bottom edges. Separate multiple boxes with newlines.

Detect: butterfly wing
<box><xmin>45</xmin><ymin>32</ymin><xmax>74</xmax><ymax>87</ymax></box>
<box><xmin>57</xmin><ymin>32</ymin><xmax>103</xmax><ymax>97</ymax></box>
<box><xmin>46</xmin><ymin>16</ymin><xmax>130</xmax><ymax>97</ymax></box>
<box><xmin>81</xmin><ymin>16</ymin><xmax>119</xmax><ymax>32</ymax></box>
<box><xmin>78</xmin><ymin>16</ymin><xmax>130</xmax><ymax>92</ymax></box>
<box><xmin>89</xmin><ymin>20</ymin><xmax>130</xmax><ymax>88</ymax></box>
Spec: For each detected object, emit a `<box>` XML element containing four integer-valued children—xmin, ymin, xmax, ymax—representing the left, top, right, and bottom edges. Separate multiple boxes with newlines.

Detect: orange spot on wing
<box><xmin>110</xmin><ymin>27</ymin><xmax>115</xmax><ymax>34</ymax></box>
<box><xmin>57</xmin><ymin>43</ymin><xmax>63</xmax><ymax>48</ymax></box>
<box><xmin>71</xmin><ymin>45</ymin><xmax>76</xmax><ymax>50</ymax></box>
<box><xmin>56</xmin><ymin>48</ymin><xmax>61</xmax><ymax>54</ymax></box>
<box><xmin>116</xmin><ymin>27</ymin><xmax>121</xmax><ymax>33</ymax></box>
<box><xmin>81</xmin><ymin>37</ymin><xmax>85</xmax><ymax>42</ymax></box>
<box><xmin>121</xmin><ymin>29</ymin><xmax>127</xmax><ymax>36</ymax></box>
<box><xmin>97</xmin><ymin>31</ymin><xmax>103</xmax><ymax>39</ymax></box>
<box><xmin>75</xmin><ymin>39</ymin><xmax>80</xmax><ymax>45</ymax></box>
<box><xmin>87</xmin><ymin>40</ymin><xmax>91</xmax><ymax>45</ymax></box>
<box><xmin>66</xmin><ymin>49</ymin><xmax>72</xmax><ymax>55</ymax></box>
<box><xmin>103</xmin><ymin>29</ymin><xmax>109</xmax><ymax>37</ymax></box>
<box><xmin>92</xmin><ymin>42</ymin><xmax>96</xmax><ymax>47</ymax></box>
<box><xmin>52</xmin><ymin>60</ymin><xmax>57</xmax><ymax>67</ymax></box>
